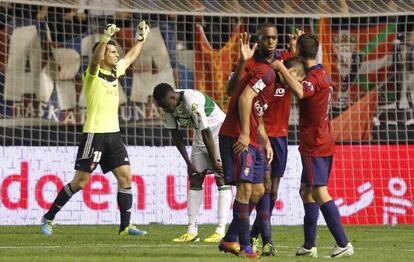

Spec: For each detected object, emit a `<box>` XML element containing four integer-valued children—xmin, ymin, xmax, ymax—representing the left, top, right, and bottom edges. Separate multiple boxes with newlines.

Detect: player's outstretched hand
<box><xmin>287</xmin><ymin>28</ymin><xmax>303</xmax><ymax>54</ymax></box>
<box><xmin>136</xmin><ymin>20</ymin><xmax>150</xmax><ymax>42</ymax></box>
<box><xmin>239</xmin><ymin>32</ymin><xmax>257</xmax><ymax>61</ymax></box>
<box><xmin>101</xmin><ymin>24</ymin><xmax>120</xmax><ymax>43</ymax></box>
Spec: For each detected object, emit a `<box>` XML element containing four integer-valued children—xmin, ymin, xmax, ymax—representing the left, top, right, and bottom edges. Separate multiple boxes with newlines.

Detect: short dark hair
<box><xmin>153</xmin><ymin>83</ymin><xmax>174</xmax><ymax>103</ymax></box>
<box><xmin>258</xmin><ymin>22</ymin><xmax>277</xmax><ymax>32</ymax></box>
<box><xmin>92</xmin><ymin>40</ymin><xmax>117</xmax><ymax>53</ymax></box>
<box><xmin>257</xmin><ymin>22</ymin><xmax>277</xmax><ymax>38</ymax></box>
<box><xmin>297</xmin><ymin>34</ymin><xmax>319</xmax><ymax>60</ymax></box>
<box><xmin>284</xmin><ymin>56</ymin><xmax>306</xmax><ymax>77</ymax></box>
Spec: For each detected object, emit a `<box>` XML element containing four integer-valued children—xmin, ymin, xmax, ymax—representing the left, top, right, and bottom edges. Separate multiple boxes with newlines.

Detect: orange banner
<box><xmin>194</xmin><ymin>24</ymin><xmax>242</xmax><ymax>111</ymax></box>
<box><xmin>332</xmin><ymin>89</ymin><xmax>378</xmax><ymax>141</ymax></box>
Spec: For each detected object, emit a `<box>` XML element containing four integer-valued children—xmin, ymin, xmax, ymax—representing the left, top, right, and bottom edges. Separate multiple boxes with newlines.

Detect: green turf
<box><xmin>0</xmin><ymin>225</ymin><xmax>413</xmax><ymax>261</ymax></box>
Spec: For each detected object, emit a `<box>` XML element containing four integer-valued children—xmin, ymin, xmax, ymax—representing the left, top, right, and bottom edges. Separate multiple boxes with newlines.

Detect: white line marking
<box><xmin>0</xmin><ymin>244</ymin><xmax>413</xmax><ymax>252</ymax></box>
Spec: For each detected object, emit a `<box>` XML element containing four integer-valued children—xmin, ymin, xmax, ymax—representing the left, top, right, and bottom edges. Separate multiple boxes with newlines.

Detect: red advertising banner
<box><xmin>331</xmin><ymin>145</ymin><xmax>414</xmax><ymax>225</ymax></box>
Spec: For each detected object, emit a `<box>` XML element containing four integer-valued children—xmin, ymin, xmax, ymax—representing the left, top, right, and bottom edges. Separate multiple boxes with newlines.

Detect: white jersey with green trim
<box><xmin>163</xmin><ymin>89</ymin><xmax>225</xmax><ymax>146</ymax></box>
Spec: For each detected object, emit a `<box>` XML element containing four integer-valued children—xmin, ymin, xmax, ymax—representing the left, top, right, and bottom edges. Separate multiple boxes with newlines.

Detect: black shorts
<box><xmin>74</xmin><ymin>132</ymin><xmax>130</xmax><ymax>174</ymax></box>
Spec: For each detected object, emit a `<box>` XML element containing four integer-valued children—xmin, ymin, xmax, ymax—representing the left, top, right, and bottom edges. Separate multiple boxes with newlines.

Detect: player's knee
<box><xmin>311</xmin><ymin>190</ymin><xmax>321</xmax><ymax>203</ymax></box>
<box><xmin>250</xmin><ymin>184</ymin><xmax>265</xmax><ymax>202</ymax></box>
<box><xmin>311</xmin><ymin>186</ymin><xmax>330</xmax><ymax>204</ymax></box>
<box><xmin>235</xmin><ymin>182</ymin><xmax>252</xmax><ymax>203</ymax></box>
<box><xmin>249</xmin><ymin>194</ymin><xmax>260</xmax><ymax>203</ymax></box>
<box><xmin>214</xmin><ymin>175</ymin><xmax>225</xmax><ymax>187</ymax></box>
<box><xmin>71</xmin><ymin>178</ymin><xmax>89</xmax><ymax>191</ymax></box>
<box><xmin>189</xmin><ymin>174</ymin><xmax>204</xmax><ymax>188</ymax></box>
<box><xmin>117</xmin><ymin>174</ymin><xmax>132</xmax><ymax>188</ymax></box>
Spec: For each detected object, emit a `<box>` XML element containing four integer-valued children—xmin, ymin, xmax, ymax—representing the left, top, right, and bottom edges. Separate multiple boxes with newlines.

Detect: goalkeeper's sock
<box><xmin>188</xmin><ymin>188</ymin><xmax>203</xmax><ymax>235</ymax></box>
<box><xmin>303</xmin><ymin>202</ymin><xmax>319</xmax><ymax>249</ymax></box>
<box><xmin>256</xmin><ymin>192</ymin><xmax>272</xmax><ymax>245</ymax></box>
<box><xmin>44</xmin><ymin>183</ymin><xmax>76</xmax><ymax>220</ymax></box>
<box><xmin>216</xmin><ymin>185</ymin><xmax>231</xmax><ymax>235</ymax></box>
<box><xmin>320</xmin><ymin>200</ymin><xmax>348</xmax><ymax>248</ymax></box>
<box><xmin>117</xmin><ymin>187</ymin><xmax>132</xmax><ymax>232</ymax></box>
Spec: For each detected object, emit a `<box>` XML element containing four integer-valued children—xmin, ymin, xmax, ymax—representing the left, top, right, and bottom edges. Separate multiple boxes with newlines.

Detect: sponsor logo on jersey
<box><xmin>254</xmin><ymin>100</ymin><xmax>268</xmax><ymax>117</ymax></box>
<box><xmin>274</xmin><ymin>87</ymin><xmax>286</xmax><ymax>97</ymax></box>
<box><xmin>252</xmin><ymin>79</ymin><xmax>266</xmax><ymax>93</ymax></box>
<box><xmin>178</xmin><ymin>117</ymin><xmax>195</xmax><ymax>128</ymax></box>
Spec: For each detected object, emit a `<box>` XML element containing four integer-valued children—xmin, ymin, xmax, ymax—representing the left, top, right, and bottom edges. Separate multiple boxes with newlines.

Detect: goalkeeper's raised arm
<box><xmin>89</xmin><ymin>24</ymin><xmax>120</xmax><ymax>75</ymax></box>
<box><xmin>123</xmin><ymin>20</ymin><xmax>151</xmax><ymax>68</ymax></box>
<box><xmin>89</xmin><ymin>21</ymin><xmax>150</xmax><ymax>75</ymax></box>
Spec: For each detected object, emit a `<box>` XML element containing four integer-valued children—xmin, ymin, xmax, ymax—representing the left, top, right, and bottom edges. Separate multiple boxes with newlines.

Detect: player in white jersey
<box><xmin>153</xmin><ymin>83</ymin><xmax>232</xmax><ymax>243</ymax></box>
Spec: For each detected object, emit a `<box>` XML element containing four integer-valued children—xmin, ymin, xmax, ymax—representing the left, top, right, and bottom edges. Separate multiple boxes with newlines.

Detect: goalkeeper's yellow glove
<box><xmin>135</xmin><ymin>20</ymin><xmax>150</xmax><ymax>42</ymax></box>
<box><xmin>100</xmin><ymin>24</ymin><xmax>120</xmax><ymax>43</ymax></box>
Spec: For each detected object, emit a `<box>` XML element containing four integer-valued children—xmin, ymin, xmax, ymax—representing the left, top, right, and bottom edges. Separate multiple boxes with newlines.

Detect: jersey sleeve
<box><xmin>163</xmin><ymin>112</ymin><xmax>177</xmax><ymax>129</ymax></box>
<box><xmin>185</xmin><ymin>94</ymin><xmax>210</xmax><ymax>130</ymax></box>
<box><xmin>276</xmin><ymin>49</ymin><xmax>294</xmax><ymax>61</ymax></box>
<box><xmin>249</xmin><ymin>69</ymin><xmax>275</xmax><ymax>94</ymax></box>
<box><xmin>116</xmin><ymin>59</ymin><xmax>127</xmax><ymax>77</ymax></box>
<box><xmin>82</xmin><ymin>66</ymin><xmax>98</xmax><ymax>81</ymax></box>
<box><xmin>301</xmin><ymin>74</ymin><xmax>317</xmax><ymax>98</ymax></box>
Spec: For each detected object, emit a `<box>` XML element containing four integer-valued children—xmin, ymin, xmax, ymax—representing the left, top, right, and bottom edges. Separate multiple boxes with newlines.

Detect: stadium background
<box><xmin>0</xmin><ymin>0</ymin><xmax>413</xmax><ymax>227</ymax></box>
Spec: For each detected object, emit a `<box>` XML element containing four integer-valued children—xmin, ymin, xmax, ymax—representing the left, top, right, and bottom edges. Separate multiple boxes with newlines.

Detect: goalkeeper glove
<box><xmin>135</xmin><ymin>20</ymin><xmax>150</xmax><ymax>42</ymax></box>
<box><xmin>100</xmin><ymin>24</ymin><xmax>120</xmax><ymax>43</ymax></box>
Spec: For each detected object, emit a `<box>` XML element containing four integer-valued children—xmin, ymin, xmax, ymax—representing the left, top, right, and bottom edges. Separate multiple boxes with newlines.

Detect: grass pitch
<box><xmin>0</xmin><ymin>225</ymin><xmax>413</xmax><ymax>261</ymax></box>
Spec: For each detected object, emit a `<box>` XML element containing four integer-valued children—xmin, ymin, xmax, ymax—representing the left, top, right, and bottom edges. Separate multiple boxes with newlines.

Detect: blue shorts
<box><xmin>219</xmin><ymin>135</ymin><xmax>265</xmax><ymax>185</ymax></box>
<box><xmin>300</xmin><ymin>155</ymin><xmax>333</xmax><ymax>186</ymax></box>
<box><xmin>268</xmin><ymin>136</ymin><xmax>288</xmax><ymax>178</ymax></box>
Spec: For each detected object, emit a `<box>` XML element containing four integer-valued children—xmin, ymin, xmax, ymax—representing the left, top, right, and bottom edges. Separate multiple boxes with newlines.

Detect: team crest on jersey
<box><xmin>274</xmin><ymin>87</ymin><xmax>286</xmax><ymax>97</ymax></box>
<box><xmin>191</xmin><ymin>103</ymin><xmax>198</xmax><ymax>111</ymax></box>
<box><xmin>302</xmin><ymin>81</ymin><xmax>314</xmax><ymax>92</ymax></box>
<box><xmin>252</xmin><ymin>79</ymin><xmax>266</xmax><ymax>93</ymax></box>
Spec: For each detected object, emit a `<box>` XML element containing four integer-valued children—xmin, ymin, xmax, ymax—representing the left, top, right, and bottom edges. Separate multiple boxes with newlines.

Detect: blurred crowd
<box><xmin>0</xmin><ymin>1</ymin><xmax>413</xmax><ymax>129</ymax></box>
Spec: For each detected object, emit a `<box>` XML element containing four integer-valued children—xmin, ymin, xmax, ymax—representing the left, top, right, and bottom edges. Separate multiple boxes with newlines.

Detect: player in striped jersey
<box><xmin>41</xmin><ymin>22</ymin><xmax>150</xmax><ymax>236</ymax></box>
<box><xmin>153</xmin><ymin>83</ymin><xmax>232</xmax><ymax>243</ymax></box>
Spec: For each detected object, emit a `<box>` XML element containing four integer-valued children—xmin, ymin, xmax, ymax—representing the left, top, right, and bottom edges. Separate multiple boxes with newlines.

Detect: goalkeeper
<box><xmin>41</xmin><ymin>21</ymin><xmax>150</xmax><ymax>236</ymax></box>
<box><xmin>153</xmin><ymin>83</ymin><xmax>232</xmax><ymax>243</ymax></box>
